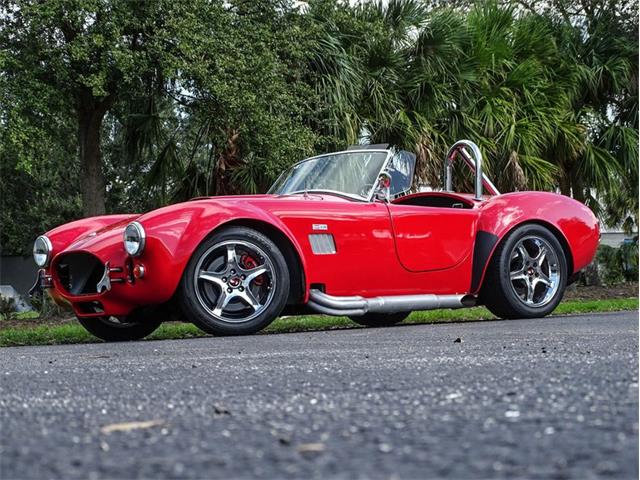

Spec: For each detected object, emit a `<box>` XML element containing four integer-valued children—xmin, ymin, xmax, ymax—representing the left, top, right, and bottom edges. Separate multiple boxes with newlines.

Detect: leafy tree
<box><xmin>506</xmin><ymin>0</ymin><xmax>639</xmax><ymax>230</ymax></box>
<box><xmin>0</xmin><ymin>41</ymin><xmax>82</xmax><ymax>255</ymax></box>
<box><xmin>307</xmin><ymin>1</ymin><xmax>568</xmax><ymax>190</ymax></box>
<box><xmin>1</xmin><ymin>0</ymin><xmax>200</xmax><ymax>216</ymax></box>
<box><xmin>168</xmin><ymin>0</ymin><xmax>319</xmax><ymax>199</ymax></box>
<box><xmin>100</xmin><ymin>1</ymin><xmax>320</xmax><ymax>204</ymax></box>
<box><xmin>308</xmin><ymin>0</ymin><xmax>638</xmax><ymax>229</ymax></box>
<box><xmin>1</xmin><ymin>0</ymin><xmax>637</xmax><ymax>257</ymax></box>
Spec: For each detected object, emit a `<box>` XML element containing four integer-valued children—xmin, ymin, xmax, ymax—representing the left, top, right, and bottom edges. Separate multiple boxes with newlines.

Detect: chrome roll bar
<box><xmin>444</xmin><ymin>140</ymin><xmax>500</xmax><ymax>200</ymax></box>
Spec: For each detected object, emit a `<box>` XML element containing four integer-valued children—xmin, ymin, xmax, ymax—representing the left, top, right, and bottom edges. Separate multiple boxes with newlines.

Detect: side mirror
<box><xmin>373</xmin><ymin>172</ymin><xmax>392</xmax><ymax>202</ymax></box>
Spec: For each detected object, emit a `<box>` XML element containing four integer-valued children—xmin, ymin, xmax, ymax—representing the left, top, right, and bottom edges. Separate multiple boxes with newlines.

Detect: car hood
<box><xmin>46</xmin><ymin>214</ymin><xmax>140</xmax><ymax>254</ymax></box>
<box><xmin>48</xmin><ymin>192</ymin><xmax>355</xmax><ymax>254</ymax></box>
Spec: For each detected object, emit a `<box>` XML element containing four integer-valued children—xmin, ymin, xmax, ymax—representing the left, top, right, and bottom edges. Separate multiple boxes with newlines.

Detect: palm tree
<box><xmin>546</xmin><ymin>3</ymin><xmax>638</xmax><ymax>230</ymax></box>
<box><xmin>310</xmin><ymin>0</ymin><xmax>637</xmax><ymax>231</ymax></box>
<box><xmin>311</xmin><ymin>1</ymin><xmax>565</xmax><ymax>191</ymax></box>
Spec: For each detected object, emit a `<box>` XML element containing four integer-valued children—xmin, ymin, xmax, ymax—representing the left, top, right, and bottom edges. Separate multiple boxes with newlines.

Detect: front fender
<box><xmin>137</xmin><ymin>199</ymin><xmax>309</xmax><ymax>303</ymax></box>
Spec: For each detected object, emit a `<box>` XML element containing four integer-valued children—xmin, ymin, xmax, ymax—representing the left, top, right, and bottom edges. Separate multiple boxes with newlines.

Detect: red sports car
<box><xmin>30</xmin><ymin>140</ymin><xmax>600</xmax><ymax>341</ymax></box>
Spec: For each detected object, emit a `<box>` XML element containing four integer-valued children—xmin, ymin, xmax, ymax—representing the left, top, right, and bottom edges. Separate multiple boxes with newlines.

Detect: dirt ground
<box><xmin>564</xmin><ymin>282</ymin><xmax>638</xmax><ymax>300</ymax></box>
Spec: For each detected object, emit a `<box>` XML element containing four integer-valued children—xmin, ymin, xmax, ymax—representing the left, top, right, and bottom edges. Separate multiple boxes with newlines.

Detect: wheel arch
<box><xmin>473</xmin><ymin>219</ymin><xmax>574</xmax><ymax>294</ymax></box>
<box><xmin>204</xmin><ymin>218</ymin><xmax>307</xmax><ymax>305</ymax></box>
<box><xmin>526</xmin><ymin>220</ymin><xmax>574</xmax><ymax>276</ymax></box>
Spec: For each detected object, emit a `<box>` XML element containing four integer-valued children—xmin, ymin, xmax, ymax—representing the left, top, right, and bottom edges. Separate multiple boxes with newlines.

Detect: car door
<box><xmin>386</xmin><ymin>203</ymin><xmax>479</xmax><ymax>272</ymax></box>
<box><xmin>275</xmin><ymin>194</ymin><xmax>403</xmax><ymax>296</ymax></box>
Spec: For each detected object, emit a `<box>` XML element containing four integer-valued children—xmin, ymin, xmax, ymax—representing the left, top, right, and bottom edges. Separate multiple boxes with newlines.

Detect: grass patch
<box><xmin>0</xmin><ymin>297</ymin><xmax>637</xmax><ymax>348</ymax></box>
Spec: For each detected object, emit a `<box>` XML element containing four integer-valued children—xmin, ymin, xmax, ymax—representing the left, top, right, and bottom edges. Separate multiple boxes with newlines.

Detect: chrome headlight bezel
<box><xmin>33</xmin><ymin>235</ymin><xmax>53</xmax><ymax>267</ymax></box>
<box><xmin>123</xmin><ymin>221</ymin><xmax>146</xmax><ymax>257</ymax></box>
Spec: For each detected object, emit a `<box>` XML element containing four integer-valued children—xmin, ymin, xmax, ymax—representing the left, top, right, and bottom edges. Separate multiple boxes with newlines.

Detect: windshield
<box><xmin>268</xmin><ymin>150</ymin><xmax>389</xmax><ymax>200</ymax></box>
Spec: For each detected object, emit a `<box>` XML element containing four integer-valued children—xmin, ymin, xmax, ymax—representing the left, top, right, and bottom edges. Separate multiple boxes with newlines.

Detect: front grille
<box><xmin>55</xmin><ymin>253</ymin><xmax>105</xmax><ymax>295</ymax></box>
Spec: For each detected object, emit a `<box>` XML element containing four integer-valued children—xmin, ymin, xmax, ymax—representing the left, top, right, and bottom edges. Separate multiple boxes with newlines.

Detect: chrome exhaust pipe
<box><xmin>308</xmin><ymin>289</ymin><xmax>476</xmax><ymax>317</ymax></box>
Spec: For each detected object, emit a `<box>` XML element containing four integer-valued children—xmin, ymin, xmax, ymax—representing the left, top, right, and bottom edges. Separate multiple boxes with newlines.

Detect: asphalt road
<box><xmin>0</xmin><ymin>311</ymin><xmax>638</xmax><ymax>480</ymax></box>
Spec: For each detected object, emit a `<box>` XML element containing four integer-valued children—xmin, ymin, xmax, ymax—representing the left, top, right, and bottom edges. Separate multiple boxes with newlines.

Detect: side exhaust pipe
<box><xmin>308</xmin><ymin>289</ymin><xmax>476</xmax><ymax>317</ymax></box>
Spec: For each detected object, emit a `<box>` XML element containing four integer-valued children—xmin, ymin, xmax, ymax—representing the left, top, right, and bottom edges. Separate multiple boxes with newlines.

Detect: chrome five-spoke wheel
<box><xmin>480</xmin><ymin>224</ymin><xmax>567</xmax><ymax>319</ymax></box>
<box><xmin>508</xmin><ymin>236</ymin><xmax>560</xmax><ymax>307</ymax></box>
<box><xmin>194</xmin><ymin>240</ymin><xmax>275</xmax><ymax>322</ymax></box>
<box><xmin>180</xmin><ymin>227</ymin><xmax>290</xmax><ymax>336</ymax></box>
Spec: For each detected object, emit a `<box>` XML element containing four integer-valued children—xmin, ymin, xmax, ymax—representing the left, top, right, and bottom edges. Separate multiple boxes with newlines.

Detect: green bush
<box><xmin>0</xmin><ymin>296</ymin><xmax>18</xmax><ymax>322</ymax></box>
<box><xmin>620</xmin><ymin>238</ymin><xmax>639</xmax><ymax>281</ymax></box>
<box><xmin>29</xmin><ymin>293</ymin><xmax>67</xmax><ymax>320</ymax></box>
<box><xmin>596</xmin><ymin>238</ymin><xmax>639</xmax><ymax>285</ymax></box>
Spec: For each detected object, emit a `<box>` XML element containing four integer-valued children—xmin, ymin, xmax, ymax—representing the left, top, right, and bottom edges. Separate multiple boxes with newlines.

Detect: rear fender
<box><xmin>471</xmin><ymin>192</ymin><xmax>599</xmax><ymax>293</ymax></box>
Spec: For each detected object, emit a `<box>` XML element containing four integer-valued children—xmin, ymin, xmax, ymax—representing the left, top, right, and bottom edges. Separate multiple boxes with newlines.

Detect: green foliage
<box><xmin>0</xmin><ymin>79</ymin><xmax>82</xmax><ymax>254</ymax></box>
<box><xmin>597</xmin><ymin>245</ymin><xmax>625</xmax><ymax>284</ymax></box>
<box><xmin>29</xmin><ymin>293</ymin><xmax>67</xmax><ymax>320</ymax></box>
<box><xmin>0</xmin><ymin>296</ymin><xmax>17</xmax><ymax>322</ymax></box>
<box><xmin>620</xmin><ymin>238</ymin><xmax>640</xmax><ymax>281</ymax></box>
<box><xmin>166</xmin><ymin>1</ymin><xmax>320</xmax><ymax>200</ymax></box>
<box><xmin>308</xmin><ymin>0</ymin><xmax>638</xmax><ymax>210</ymax></box>
<box><xmin>1</xmin><ymin>0</ymin><xmax>637</xmax><ymax>254</ymax></box>
<box><xmin>596</xmin><ymin>240</ymin><xmax>639</xmax><ymax>285</ymax></box>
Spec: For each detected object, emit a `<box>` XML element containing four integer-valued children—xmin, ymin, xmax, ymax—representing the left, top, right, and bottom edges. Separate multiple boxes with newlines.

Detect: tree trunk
<box><xmin>214</xmin><ymin>128</ymin><xmax>241</xmax><ymax>195</ymax></box>
<box><xmin>569</xmin><ymin>165</ymin><xmax>586</xmax><ymax>204</ymax></box>
<box><xmin>558</xmin><ymin>171</ymin><xmax>571</xmax><ymax>196</ymax></box>
<box><xmin>77</xmin><ymin>106</ymin><xmax>107</xmax><ymax>216</ymax></box>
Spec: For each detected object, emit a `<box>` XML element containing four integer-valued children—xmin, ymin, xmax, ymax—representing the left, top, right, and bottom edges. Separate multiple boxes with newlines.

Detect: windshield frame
<box><xmin>268</xmin><ymin>149</ymin><xmax>394</xmax><ymax>202</ymax></box>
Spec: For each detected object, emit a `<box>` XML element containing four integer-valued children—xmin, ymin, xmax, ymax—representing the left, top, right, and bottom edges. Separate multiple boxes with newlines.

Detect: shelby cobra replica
<box><xmin>31</xmin><ymin>140</ymin><xmax>600</xmax><ymax>341</ymax></box>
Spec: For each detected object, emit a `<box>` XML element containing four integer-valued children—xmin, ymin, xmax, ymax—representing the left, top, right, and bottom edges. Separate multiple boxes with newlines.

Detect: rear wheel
<box><xmin>179</xmin><ymin>227</ymin><xmax>289</xmax><ymax>336</ymax></box>
<box><xmin>77</xmin><ymin>313</ymin><xmax>161</xmax><ymax>342</ymax></box>
<box><xmin>481</xmin><ymin>224</ymin><xmax>567</xmax><ymax>319</ymax></box>
<box><xmin>349</xmin><ymin>311</ymin><xmax>410</xmax><ymax>327</ymax></box>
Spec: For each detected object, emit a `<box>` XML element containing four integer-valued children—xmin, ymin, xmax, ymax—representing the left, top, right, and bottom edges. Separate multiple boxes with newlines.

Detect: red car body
<box><xmin>32</xmin><ymin>141</ymin><xmax>600</xmax><ymax>339</ymax></box>
<box><xmin>41</xmin><ymin>189</ymin><xmax>598</xmax><ymax>319</ymax></box>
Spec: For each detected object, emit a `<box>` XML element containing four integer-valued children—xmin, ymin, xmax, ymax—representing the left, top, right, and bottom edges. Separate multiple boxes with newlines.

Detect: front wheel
<box><xmin>480</xmin><ymin>224</ymin><xmax>567</xmax><ymax>319</ymax></box>
<box><xmin>349</xmin><ymin>311</ymin><xmax>411</xmax><ymax>327</ymax></box>
<box><xmin>179</xmin><ymin>226</ymin><xmax>290</xmax><ymax>336</ymax></box>
<box><xmin>77</xmin><ymin>313</ymin><xmax>162</xmax><ymax>342</ymax></box>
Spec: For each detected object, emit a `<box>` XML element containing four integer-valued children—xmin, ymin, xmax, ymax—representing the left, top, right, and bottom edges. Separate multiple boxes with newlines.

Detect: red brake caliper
<box><xmin>240</xmin><ymin>254</ymin><xmax>264</xmax><ymax>286</ymax></box>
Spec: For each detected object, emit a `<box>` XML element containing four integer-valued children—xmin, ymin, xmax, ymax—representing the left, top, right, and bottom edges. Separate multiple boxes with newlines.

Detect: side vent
<box><xmin>309</xmin><ymin>234</ymin><xmax>336</xmax><ymax>255</ymax></box>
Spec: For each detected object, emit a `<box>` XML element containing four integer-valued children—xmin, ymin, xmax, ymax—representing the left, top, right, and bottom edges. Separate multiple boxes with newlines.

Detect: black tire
<box><xmin>77</xmin><ymin>313</ymin><xmax>162</xmax><ymax>342</ymax></box>
<box><xmin>179</xmin><ymin>226</ymin><xmax>290</xmax><ymax>336</ymax></box>
<box><xmin>480</xmin><ymin>224</ymin><xmax>568</xmax><ymax>319</ymax></box>
<box><xmin>349</xmin><ymin>311</ymin><xmax>410</xmax><ymax>327</ymax></box>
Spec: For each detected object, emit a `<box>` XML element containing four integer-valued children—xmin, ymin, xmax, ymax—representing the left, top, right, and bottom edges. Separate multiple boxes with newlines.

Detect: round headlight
<box><xmin>33</xmin><ymin>235</ymin><xmax>53</xmax><ymax>267</ymax></box>
<box><xmin>123</xmin><ymin>221</ymin><xmax>146</xmax><ymax>257</ymax></box>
